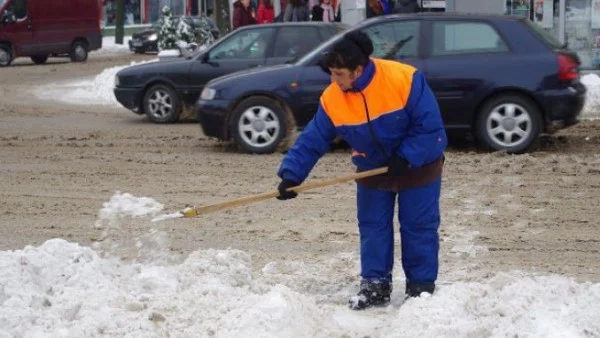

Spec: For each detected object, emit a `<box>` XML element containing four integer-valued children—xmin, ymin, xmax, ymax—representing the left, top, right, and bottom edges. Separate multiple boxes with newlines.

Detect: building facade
<box><xmin>450</xmin><ymin>0</ymin><xmax>600</xmax><ymax>70</ymax></box>
<box><xmin>336</xmin><ymin>0</ymin><xmax>600</xmax><ymax>69</ymax></box>
<box><xmin>103</xmin><ymin>0</ymin><xmax>599</xmax><ymax>69</ymax></box>
<box><xmin>101</xmin><ymin>0</ymin><xmax>212</xmax><ymax>27</ymax></box>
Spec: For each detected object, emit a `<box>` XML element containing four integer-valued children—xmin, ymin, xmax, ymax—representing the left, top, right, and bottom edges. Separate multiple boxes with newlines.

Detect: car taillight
<box><xmin>558</xmin><ymin>54</ymin><xmax>578</xmax><ymax>81</ymax></box>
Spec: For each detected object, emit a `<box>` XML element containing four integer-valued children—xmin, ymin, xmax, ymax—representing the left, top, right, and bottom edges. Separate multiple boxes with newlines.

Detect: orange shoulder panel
<box><xmin>320</xmin><ymin>59</ymin><xmax>417</xmax><ymax>127</ymax></box>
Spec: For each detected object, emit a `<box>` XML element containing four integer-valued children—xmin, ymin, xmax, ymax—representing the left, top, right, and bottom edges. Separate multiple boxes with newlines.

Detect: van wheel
<box><xmin>31</xmin><ymin>55</ymin><xmax>48</xmax><ymax>64</ymax></box>
<box><xmin>231</xmin><ymin>97</ymin><xmax>287</xmax><ymax>154</ymax></box>
<box><xmin>143</xmin><ymin>84</ymin><xmax>181</xmax><ymax>123</ymax></box>
<box><xmin>475</xmin><ymin>94</ymin><xmax>542</xmax><ymax>154</ymax></box>
<box><xmin>0</xmin><ymin>45</ymin><xmax>12</xmax><ymax>67</ymax></box>
<box><xmin>70</xmin><ymin>41</ymin><xmax>88</xmax><ymax>62</ymax></box>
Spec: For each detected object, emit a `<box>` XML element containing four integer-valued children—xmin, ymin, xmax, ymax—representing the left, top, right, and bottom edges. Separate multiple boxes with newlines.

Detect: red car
<box><xmin>0</xmin><ymin>0</ymin><xmax>102</xmax><ymax>66</ymax></box>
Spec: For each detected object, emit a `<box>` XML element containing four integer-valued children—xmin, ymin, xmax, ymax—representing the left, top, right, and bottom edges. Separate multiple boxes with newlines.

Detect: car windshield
<box><xmin>0</xmin><ymin>0</ymin><xmax>7</xmax><ymax>8</ymax></box>
<box><xmin>332</xmin><ymin>23</ymin><xmax>350</xmax><ymax>33</ymax></box>
<box><xmin>295</xmin><ymin>30</ymin><xmax>346</xmax><ymax>66</ymax></box>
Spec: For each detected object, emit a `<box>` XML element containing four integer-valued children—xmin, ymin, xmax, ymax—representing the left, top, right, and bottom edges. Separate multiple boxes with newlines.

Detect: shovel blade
<box><xmin>151</xmin><ymin>211</ymin><xmax>184</xmax><ymax>223</ymax></box>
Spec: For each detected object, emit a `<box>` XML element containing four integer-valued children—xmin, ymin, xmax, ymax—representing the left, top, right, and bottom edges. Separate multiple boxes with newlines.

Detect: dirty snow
<box><xmin>34</xmin><ymin>59</ymin><xmax>158</xmax><ymax>107</ymax></box>
<box><xmin>581</xmin><ymin>73</ymin><xmax>600</xmax><ymax>120</ymax></box>
<box><xmin>32</xmin><ymin>61</ymin><xmax>600</xmax><ymax>121</ymax></box>
<box><xmin>95</xmin><ymin>36</ymin><xmax>133</xmax><ymax>54</ymax></box>
<box><xmin>0</xmin><ymin>192</ymin><xmax>598</xmax><ymax>338</ymax></box>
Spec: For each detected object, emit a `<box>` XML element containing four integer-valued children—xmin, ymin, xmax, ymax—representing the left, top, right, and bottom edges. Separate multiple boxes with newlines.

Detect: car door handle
<box><xmin>249</xmin><ymin>63</ymin><xmax>262</xmax><ymax>68</ymax></box>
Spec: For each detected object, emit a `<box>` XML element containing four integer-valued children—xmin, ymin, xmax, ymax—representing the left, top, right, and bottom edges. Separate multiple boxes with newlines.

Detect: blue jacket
<box><xmin>278</xmin><ymin>58</ymin><xmax>447</xmax><ymax>184</ymax></box>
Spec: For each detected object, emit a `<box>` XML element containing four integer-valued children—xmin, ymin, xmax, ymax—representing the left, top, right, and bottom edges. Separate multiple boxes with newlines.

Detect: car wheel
<box><xmin>31</xmin><ymin>55</ymin><xmax>48</xmax><ymax>64</ymax></box>
<box><xmin>476</xmin><ymin>94</ymin><xmax>542</xmax><ymax>154</ymax></box>
<box><xmin>231</xmin><ymin>97</ymin><xmax>287</xmax><ymax>154</ymax></box>
<box><xmin>70</xmin><ymin>40</ymin><xmax>88</xmax><ymax>62</ymax></box>
<box><xmin>0</xmin><ymin>45</ymin><xmax>13</xmax><ymax>67</ymax></box>
<box><xmin>143</xmin><ymin>84</ymin><xmax>181</xmax><ymax>123</ymax></box>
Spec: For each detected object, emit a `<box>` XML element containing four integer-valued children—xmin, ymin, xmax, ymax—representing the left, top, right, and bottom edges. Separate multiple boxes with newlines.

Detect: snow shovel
<box><xmin>151</xmin><ymin>166</ymin><xmax>389</xmax><ymax>222</ymax></box>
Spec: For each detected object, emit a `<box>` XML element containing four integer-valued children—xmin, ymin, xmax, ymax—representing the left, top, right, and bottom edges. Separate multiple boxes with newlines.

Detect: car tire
<box><xmin>231</xmin><ymin>97</ymin><xmax>287</xmax><ymax>154</ymax></box>
<box><xmin>0</xmin><ymin>44</ymin><xmax>13</xmax><ymax>67</ymax></box>
<box><xmin>70</xmin><ymin>40</ymin><xmax>88</xmax><ymax>62</ymax></box>
<box><xmin>143</xmin><ymin>84</ymin><xmax>182</xmax><ymax>123</ymax></box>
<box><xmin>475</xmin><ymin>93</ymin><xmax>542</xmax><ymax>154</ymax></box>
<box><xmin>31</xmin><ymin>55</ymin><xmax>48</xmax><ymax>64</ymax></box>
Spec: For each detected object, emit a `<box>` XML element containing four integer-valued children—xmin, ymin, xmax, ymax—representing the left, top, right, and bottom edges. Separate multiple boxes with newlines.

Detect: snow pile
<box><xmin>0</xmin><ymin>192</ymin><xmax>599</xmax><ymax>337</ymax></box>
<box><xmin>96</xmin><ymin>36</ymin><xmax>132</xmax><ymax>54</ymax></box>
<box><xmin>0</xmin><ymin>240</ymin><xmax>599</xmax><ymax>337</ymax></box>
<box><xmin>91</xmin><ymin>192</ymin><xmax>166</xmax><ymax>255</ymax></box>
<box><xmin>95</xmin><ymin>191</ymin><xmax>164</xmax><ymax>229</ymax></box>
<box><xmin>34</xmin><ymin>59</ymin><xmax>158</xmax><ymax>107</ymax></box>
<box><xmin>157</xmin><ymin>49</ymin><xmax>182</xmax><ymax>60</ymax></box>
<box><xmin>581</xmin><ymin>73</ymin><xmax>600</xmax><ymax>120</ymax></box>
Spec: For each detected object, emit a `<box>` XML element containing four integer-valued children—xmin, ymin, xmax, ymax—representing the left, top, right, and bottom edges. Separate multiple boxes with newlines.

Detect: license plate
<box><xmin>132</xmin><ymin>41</ymin><xmax>143</xmax><ymax>47</ymax></box>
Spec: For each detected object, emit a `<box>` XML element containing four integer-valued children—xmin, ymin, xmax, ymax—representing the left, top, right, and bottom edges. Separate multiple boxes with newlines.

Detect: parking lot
<box><xmin>1</xmin><ymin>51</ymin><xmax>599</xmax><ymax>283</ymax></box>
<box><xmin>0</xmin><ymin>50</ymin><xmax>600</xmax><ymax>336</ymax></box>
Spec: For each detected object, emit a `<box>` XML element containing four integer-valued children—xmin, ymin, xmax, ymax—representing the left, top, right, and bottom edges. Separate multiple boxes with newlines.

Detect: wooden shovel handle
<box><xmin>186</xmin><ymin>166</ymin><xmax>388</xmax><ymax>217</ymax></box>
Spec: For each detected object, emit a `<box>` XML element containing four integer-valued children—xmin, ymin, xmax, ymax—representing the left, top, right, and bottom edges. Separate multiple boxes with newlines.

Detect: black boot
<box><xmin>348</xmin><ymin>280</ymin><xmax>392</xmax><ymax>310</ymax></box>
<box><xmin>406</xmin><ymin>282</ymin><xmax>435</xmax><ymax>297</ymax></box>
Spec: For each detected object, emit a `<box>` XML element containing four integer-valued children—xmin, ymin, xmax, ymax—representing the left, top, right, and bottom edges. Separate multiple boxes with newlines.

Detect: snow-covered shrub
<box><xmin>194</xmin><ymin>16</ymin><xmax>217</xmax><ymax>47</ymax></box>
<box><xmin>177</xmin><ymin>17</ymin><xmax>195</xmax><ymax>45</ymax></box>
<box><xmin>158</xmin><ymin>6</ymin><xmax>218</xmax><ymax>51</ymax></box>
<box><xmin>158</xmin><ymin>6</ymin><xmax>178</xmax><ymax>50</ymax></box>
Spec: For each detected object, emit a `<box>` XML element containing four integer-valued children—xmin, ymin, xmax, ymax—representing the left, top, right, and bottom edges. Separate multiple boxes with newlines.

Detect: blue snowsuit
<box><xmin>277</xmin><ymin>58</ymin><xmax>447</xmax><ymax>285</ymax></box>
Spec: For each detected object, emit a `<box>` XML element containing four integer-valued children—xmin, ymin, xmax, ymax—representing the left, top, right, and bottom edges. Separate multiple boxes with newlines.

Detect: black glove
<box><xmin>387</xmin><ymin>156</ymin><xmax>410</xmax><ymax>177</ymax></box>
<box><xmin>277</xmin><ymin>179</ymin><xmax>298</xmax><ymax>200</ymax></box>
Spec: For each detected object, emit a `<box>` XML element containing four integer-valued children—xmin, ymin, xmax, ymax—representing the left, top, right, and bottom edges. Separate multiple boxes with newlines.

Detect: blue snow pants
<box><xmin>356</xmin><ymin>177</ymin><xmax>441</xmax><ymax>284</ymax></box>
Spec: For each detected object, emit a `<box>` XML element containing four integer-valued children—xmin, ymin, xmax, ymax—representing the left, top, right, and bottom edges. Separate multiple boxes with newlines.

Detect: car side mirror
<box><xmin>201</xmin><ymin>53</ymin><xmax>219</xmax><ymax>67</ymax></box>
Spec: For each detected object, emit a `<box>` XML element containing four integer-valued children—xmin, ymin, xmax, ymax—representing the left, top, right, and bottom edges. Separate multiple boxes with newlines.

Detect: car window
<box><xmin>209</xmin><ymin>28</ymin><xmax>275</xmax><ymax>60</ymax></box>
<box><xmin>522</xmin><ymin>19</ymin><xmax>564</xmax><ymax>49</ymax></box>
<box><xmin>362</xmin><ymin>21</ymin><xmax>420</xmax><ymax>60</ymax></box>
<box><xmin>432</xmin><ymin>21</ymin><xmax>509</xmax><ymax>56</ymax></box>
<box><xmin>10</xmin><ymin>0</ymin><xmax>27</xmax><ymax>20</ymax></box>
<box><xmin>296</xmin><ymin>31</ymin><xmax>345</xmax><ymax>65</ymax></box>
<box><xmin>273</xmin><ymin>27</ymin><xmax>321</xmax><ymax>58</ymax></box>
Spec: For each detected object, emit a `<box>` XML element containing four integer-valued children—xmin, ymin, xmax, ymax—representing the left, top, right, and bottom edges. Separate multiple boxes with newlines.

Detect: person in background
<box><xmin>250</xmin><ymin>0</ymin><xmax>259</xmax><ymax>18</ymax></box>
<box><xmin>275</xmin><ymin>31</ymin><xmax>447</xmax><ymax>310</ymax></box>
<box><xmin>257</xmin><ymin>0</ymin><xmax>276</xmax><ymax>23</ymax></box>
<box><xmin>232</xmin><ymin>0</ymin><xmax>257</xmax><ymax>29</ymax></box>
<box><xmin>393</xmin><ymin>0</ymin><xmax>420</xmax><ymax>14</ymax></box>
<box><xmin>283</xmin><ymin>0</ymin><xmax>309</xmax><ymax>22</ymax></box>
<box><xmin>366</xmin><ymin>0</ymin><xmax>393</xmax><ymax>18</ymax></box>
<box><xmin>311</xmin><ymin>0</ymin><xmax>336</xmax><ymax>22</ymax></box>
<box><xmin>311</xmin><ymin>1</ymin><xmax>323</xmax><ymax>21</ymax></box>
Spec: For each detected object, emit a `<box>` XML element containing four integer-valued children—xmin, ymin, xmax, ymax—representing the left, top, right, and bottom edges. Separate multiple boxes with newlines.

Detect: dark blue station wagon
<box><xmin>197</xmin><ymin>13</ymin><xmax>586</xmax><ymax>154</ymax></box>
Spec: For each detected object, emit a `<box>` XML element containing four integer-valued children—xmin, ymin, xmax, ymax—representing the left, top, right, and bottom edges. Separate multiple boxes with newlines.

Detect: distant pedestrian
<box><xmin>393</xmin><ymin>0</ymin><xmax>420</xmax><ymax>14</ymax></box>
<box><xmin>311</xmin><ymin>0</ymin><xmax>336</xmax><ymax>22</ymax></box>
<box><xmin>366</xmin><ymin>0</ymin><xmax>393</xmax><ymax>18</ymax></box>
<box><xmin>257</xmin><ymin>0</ymin><xmax>275</xmax><ymax>23</ymax></box>
<box><xmin>232</xmin><ymin>0</ymin><xmax>257</xmax><ymax>29</ymax></box>
<box><xmin>283</xmin><ymin>0</ymin><xmax>309</xmax><ymax>22</ymax></box>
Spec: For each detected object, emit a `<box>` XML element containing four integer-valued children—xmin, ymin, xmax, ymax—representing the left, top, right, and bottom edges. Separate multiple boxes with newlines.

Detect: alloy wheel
<box><xmin>486</xmin><ymin>103</ymin><xmax>532</xmax><ymax>148</ymax></box>
<box><xmin>147</xmin><ymin>89</ymin><xmax>174</xmax><ymax>120</ymax></box>
<box><xmin>237</xmin><ymin>105</ymin><xmax>281</xmax><ymax>149</ymax></box>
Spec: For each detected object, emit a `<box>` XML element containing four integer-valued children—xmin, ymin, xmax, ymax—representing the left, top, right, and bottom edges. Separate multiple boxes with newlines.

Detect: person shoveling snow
<box><xmin>274</xmin><ymin>31</ymin><xmax>447</xmax><ymax>310</ymax></box>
